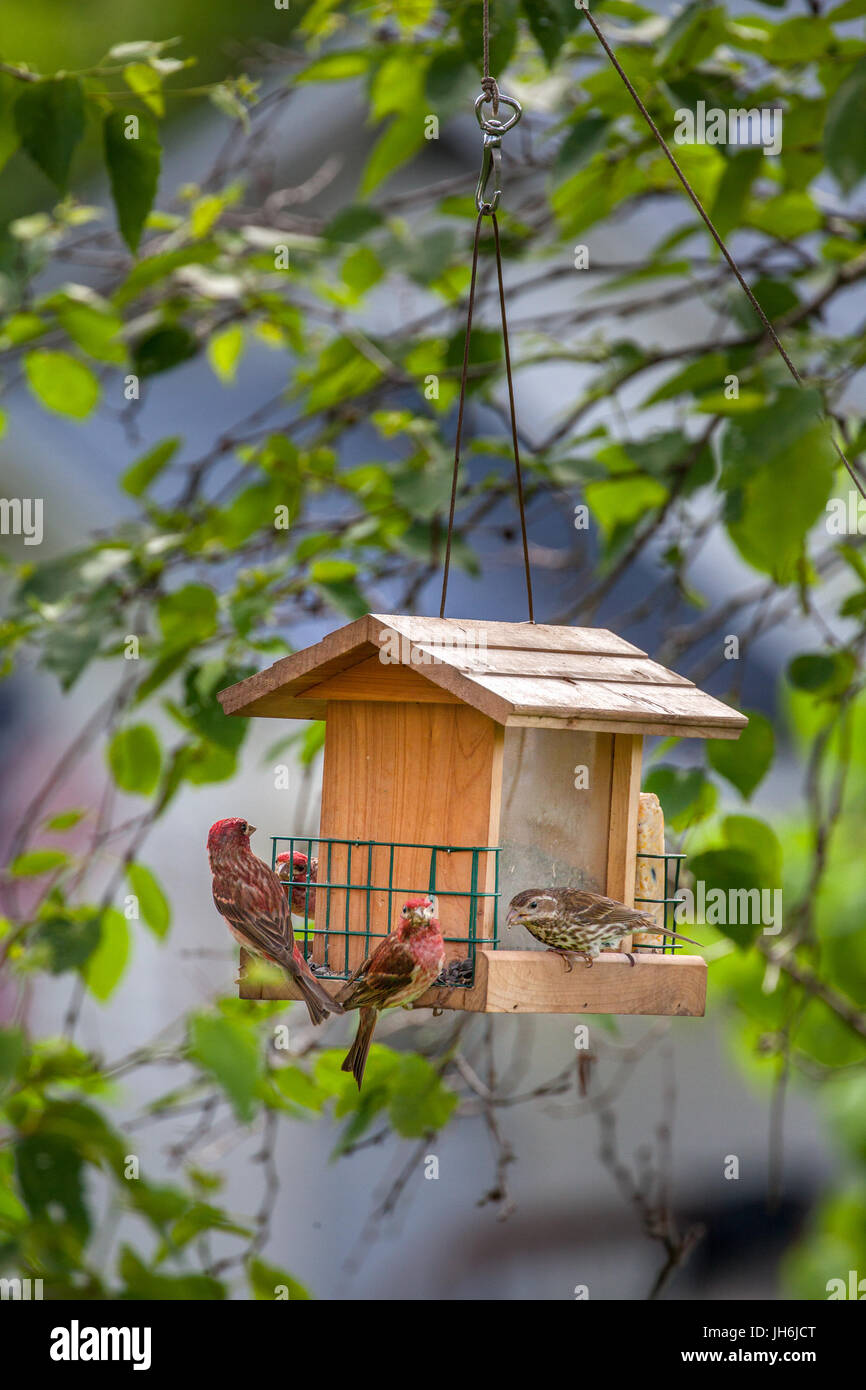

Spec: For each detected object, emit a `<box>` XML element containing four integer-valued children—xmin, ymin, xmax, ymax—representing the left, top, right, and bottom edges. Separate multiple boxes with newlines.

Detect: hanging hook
<box><xmin>476</xmin><ymin>134</ymin><xmax>502</xmax><ymax>215</ymax></box>
<box><xmin>474</xmin><ymin>91</ymin><xmax>522</xmax><ymax>215</ymax></box>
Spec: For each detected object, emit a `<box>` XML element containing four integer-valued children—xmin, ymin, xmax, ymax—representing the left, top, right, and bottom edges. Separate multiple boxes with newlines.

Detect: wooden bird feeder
<box><xmin>218</xmin><ymin>614</ymin><xmax>746</xmax><ymax>1016</ymax></box>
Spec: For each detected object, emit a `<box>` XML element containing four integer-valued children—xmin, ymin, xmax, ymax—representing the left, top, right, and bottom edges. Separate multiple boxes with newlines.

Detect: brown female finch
<box><xmin>336</xmin><ymin>896</ymin><xmax>445</xmax><ymax>1090</ymax></box>
<box><xmin>275</xmin><ymin>850</ymin><xmax>317</xmax><ymax>918</ymax></box>
<box><xmin>506</xmin><ymin>887</ymin><xmax>700</xmax><ymax>969</ymax></box>
<box><xmin>207</xmin><ymin>817</ymin><xmax>342</xmax><ymax>1026</ymax></box>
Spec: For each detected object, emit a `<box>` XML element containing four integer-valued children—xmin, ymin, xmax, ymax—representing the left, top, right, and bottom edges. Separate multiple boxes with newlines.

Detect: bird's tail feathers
<box><xmin>654</xmin><ymin>925</ymin><xmax>702</xmax><ymax>948</ymax></box>
<box><xmin>287</xmin><ymin>956</ymin><xmax>343</xmax><ymax>1025</ymax></box>
<box><xmin>341</xmin><ymin>1007</ymin><xmax>377</xmax><ymax>1090</ymax></box>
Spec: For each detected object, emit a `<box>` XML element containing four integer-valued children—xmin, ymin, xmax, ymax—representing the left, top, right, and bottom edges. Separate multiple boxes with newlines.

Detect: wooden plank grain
<box><xmin>471</xmin><ymin>674</ymin><xmax>747</xmax><ymax>726</ymax></box>
<box><xmin>606</xmin><ymin>734</ymin><xmax>643</xmax><ymax>950</ymax></box>
<box><xmin>374</xmin><ymin>614</ymin><xmax>646</xmax><ymax>656</ymax></box>
<box><xmin>415</xmin><ymin>950</ymin><xmax>707</xmax><ymax>1015</ymax></box>
<box><xmin>317</xmin><ymin>701</ymin><xmax>503</xmax><ymax>973</ymax></box>
<box><xmin>412</xmin><ymin>646</ymin><xmax>694</xmax><ymax>684</ymax></box>
<box><xmin>303</xmin><ymin>656</ymin><xmax>462</xmax><ymax>703</ymax></box>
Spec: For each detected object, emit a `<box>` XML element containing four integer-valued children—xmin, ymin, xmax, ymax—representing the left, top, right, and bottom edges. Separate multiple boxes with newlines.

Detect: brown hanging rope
<box><xmin>439</xmin><ymin>0</ymin><xmax>534</xmax><ymax>622</ymax></box>
<box><xmin>439</xmin><ymin>208</ymin><xmax>535</xmax><ymax>622</ymax></box>
<box><xmin>481</xmin><ymin>0</ymin><xmax>499</xmax><ymax>115</ymax></box>
<box><xmin>580</xmin><ymin>6</ymin><xmax>866</xmax><ymax>500</ymax></box>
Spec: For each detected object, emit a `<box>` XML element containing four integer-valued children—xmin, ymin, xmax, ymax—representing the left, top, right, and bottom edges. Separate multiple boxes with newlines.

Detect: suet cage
<box><xmin>269</xmin><ymin>834</ymin><xmax>499</xmax><ymax>985</ymax></box>
<box><xmin>223</xmin><ymin>614</ymin><xmax>746</xmax><ymax>1016</ymax></box>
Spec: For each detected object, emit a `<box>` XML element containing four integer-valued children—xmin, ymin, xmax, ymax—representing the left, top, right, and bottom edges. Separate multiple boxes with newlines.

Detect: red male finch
<box><xmin>336</xmin><ymin>896</ymin><xmax>445</xmax><ymax>1090</ymax></box>
<box><xmin>275</xmin><ymin>850</ymin><xmax>317</xmax><ymax>918</ymax></box>
<box><xmin>207</xmin><ymin>817</ymin><xmax>342</xmax><ymax>1026</ymax></box>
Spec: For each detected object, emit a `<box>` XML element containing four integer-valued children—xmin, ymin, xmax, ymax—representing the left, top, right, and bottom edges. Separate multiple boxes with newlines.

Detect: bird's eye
<box><xmin>240</xmin><ymin>821</ymin><xmax>248</xmax><ymax>834</ymax></box>
<box><xmin>529</xmin><ymin>900</ymin><xmax>538</xmax><ymax>909</ymax></box>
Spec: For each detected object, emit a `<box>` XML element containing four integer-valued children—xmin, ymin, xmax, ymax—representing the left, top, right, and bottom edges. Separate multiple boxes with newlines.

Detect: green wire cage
<box><xmin>272</xmin><ymin>835</ymin><xmax>500</xmax><ymax>986</ymax></box>
<box><xmin>634</xmin><ymin>850</ymin><xmax>686</xmax><ymax>952</ymax></box>
<box><xmin>272</xmin><ymin>835</ymin><xmax>685</xmax><ymax>987</ymax></box>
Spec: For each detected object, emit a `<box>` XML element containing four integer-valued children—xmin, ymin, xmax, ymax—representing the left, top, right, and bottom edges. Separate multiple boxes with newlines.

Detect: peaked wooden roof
<box><xmin>218</xmin><ymin>613</ymin><xmax>747</xmax><ymax>739</ymax></box>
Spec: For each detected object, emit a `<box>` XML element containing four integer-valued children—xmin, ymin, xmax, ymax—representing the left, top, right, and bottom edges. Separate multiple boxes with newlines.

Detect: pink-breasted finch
<box><xmin>335</xmin><ymin>896</ymin><xmax>445</xmax><ymax>1090</ymax></box>
<box><xmin>275</xmin><ymin>850</ymin><xmax>317</xmax><ymax>918</ymax></box>
<box><xmin>207</xmin><ymin>817</ymin><xmax>342</xmax><ymax>1026</ymax></box>
<box><xmin>506</xmin><ymin>887</ymin><xmax>700</xmax><ymax>969</ymax></box>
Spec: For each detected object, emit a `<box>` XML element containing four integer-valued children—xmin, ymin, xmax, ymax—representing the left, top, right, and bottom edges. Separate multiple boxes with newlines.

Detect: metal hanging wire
<box><xmin>439</xmin><ymin>0</ymin><xmax>535</xmax><ymax>622</ymax></box>
<box><xmin>578</xmin><ymin>6</ymin><xmax>866</xmax><ymax>500</ymax></box>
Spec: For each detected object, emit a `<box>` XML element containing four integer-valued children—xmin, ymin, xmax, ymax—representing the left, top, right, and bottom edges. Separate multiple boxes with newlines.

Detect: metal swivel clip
<box><xmin>474</xmin><ymin>90</ymin><xmax>522</xmax><ymax>215</ymax></box>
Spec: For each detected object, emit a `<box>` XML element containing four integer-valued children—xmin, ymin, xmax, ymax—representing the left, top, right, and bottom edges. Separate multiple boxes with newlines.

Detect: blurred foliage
<box><xmin>1</xmin><ymin>0</ymin><xmax>866</xmax><ymax>1299</ymax></box>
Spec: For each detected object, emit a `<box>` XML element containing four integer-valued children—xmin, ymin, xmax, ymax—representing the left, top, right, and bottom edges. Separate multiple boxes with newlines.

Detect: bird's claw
<box><xmin>547</xmin><ymin>947</ymin><xmax>575</xmax><ymax>973</ymax></box>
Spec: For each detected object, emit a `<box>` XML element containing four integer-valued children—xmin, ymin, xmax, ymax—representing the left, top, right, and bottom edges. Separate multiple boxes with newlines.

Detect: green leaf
<box><xmin>323</xmin><ymin>204</ymin><xmax>383</xmax><ymax>243</ymax></box>
<box><xmin>53</xmin><ymin>294</ymin><xmax>126</xmax><ymax>364</ymax></box>
<box><xmin>127</xmin><ymin>863</ymin><xmax>171</xmax><ymax>938</ymax></box>
<box><xmin>0</xmin><ymin>1026</ymin><xmax>24</xmax><ymax>1092</ymax></box>
<box><xmin>788</xmin><ymin>650</ymin><xmax>857</xmax><ymax>697</ymax></box>
<box><xmin>169</xmin><ymin>1200</ymin><xmax>250</xmax><ymax>1249</ymax></box>
<box><xmin>747</xmin><ymin>192</ymin><xmax>821</xmax><ymax>240</ymax></box>
<box><xmin>360</xmin><ymin>114</ymin><xmax>425</xmax><ymax>196</ymax></box>
<box><xmin>14</xmin><ymin>77</ymin><xmax>84</xmax><ymax>190</ymax></box>
<box><xmin>657</xmin><ymin>2</ymin><xmax>724</xmax><ymax>70</ymax></box>
<box><xmin>722</xmin><ymin>815</ymin><xmax>782</xmax><ymax>884</ymax></box>
<box><xmin>707</xmin><ymin>711</ymin><xmax>774</xmax><ymax>799</ymax></box>
<box><xmin>123</xmin><ymin>62</ymin><xmax>164</xmax><ymax>117</ymax></box>
<box><xmin>585</xmin><ymin>473</ymin><xmax>668</xmax><ymax>546</ymax></box>
<box><xmin>686</xmin><ymin>846</ymin><xmax>766</xmax><ymax>948</ymax></box>
<box><xmin>43</xmin><ymin>809</ymin><xmax>86</xmax><ymax>831</ymax></box>
<box><xmin>15</xmin><ymin>1134</ymin><xmax>89</xmax><ymax>1235</ymax></box>
<box><xmin>826</xmin><ymin>58</ymin><xmax>866</xmax><ymax>193</ymax></box>
<box><xmin>107</xmin><ymin>724</ymin><xmax>162</xmax><ymax>796</ymax></box>
<box><xmin>83</xmin><ymin>908</ymin><xmax>131</xmax><ymax>1001</ymax></box>
<box><xmin>207</xmin><ymin>324</ymin><xmax>244</xmax><ymax>383</ymax></box>
<box><xmin>32</xmin><ymin>910</ymin><xmax>102</xmax><ymax>973</ymax></box>
<box><xmin>643</xmin><ymin>766</ymin><xmax>718</xmax><ymax>830</ymax></box>
<box><xmin>709</xmin><ymin>148</ymin><xmax>763</xmax><ymax>240</ymax></box>
<box><xmin>104</xmin><ymin>110</ymin><xmax>161</xmax><ymax>253</ymax></box>
<box><xmin>295</xmin><ymin>51</ymin><xmax>371</xmax><ymax>84</ymax></box>
<box><xmin>824</xmin><ymin>1075</ymin><xmax>866</xmax><ymax>1162</ymax></box>
<box><xmin>118</xmin><ymin>1245</ymin><xmax>225</xmax><ymax>1299</ymax></box>
<box><xmin>771</xmin><ymin>15</ymin><xmax>834</xmax><ymax>62</ymax></box>
<box><xmin>122</xmin><ymin>437</ymin><xmax>180</xmax><ymax>497</ymax></box>
<box><xmin>158</xmin><ymin>584</ymin><xmax>218</xmax><ymax>649</ymax></box>
<box><xmin>0</xmin><ymin>73</ymin><xmax>22</xmax><ymax>174</ymax></box>
<box><xmin>271</xmin><ymin>1064</ymin><xmax>324</xmax><ymax>1112</ymax></box>
<box><xmin>299</xmin><ymin>336</ymin><xmax>382</xmax><ymax>413</ymax></box>
<box><xmin>24</xmin><ymin>349</ymin><xmax>99</xmax><ymax>419</ymax></box>
<box><xmin>387</xmin><ymin>1054</ymin><xmax>458</xmax><ymax>1137</ymax></box>
<box><xmin>133</xmin><ymin>324</ymin><xmax>197</xmax><ymax>377</ymax></box>
<box><xmin>720</xmin><ymin>389</ymin><xmax>836</xmax><ymax>580</ymax></box>
<box><xmin>9</xmin><ymin>849</ymin><xmax>69</xmax><ymax>877</ymax></box>
<box><xmin>175</xmin><ymin>739</ymin><xmax>237</xmax><ymax>787</ymax></box>
<box><xmin>179</xmin><ymin>661</ymin><xmax>252</xmax><ymax>751</ymax></box>
<box><xmin>189</xmin><ymin>1013</ymin><xmax>263</xmax><ymax>1124</ymax></box>
<box><xmin>522</xmin><ymin>0</ymin><xmax>576</xmax><ymax>66</ymax></box>
<box><xmin>555</xmin><ymin>115</ymin><xmax>610</xmax><ymax>177</ymax></box>
<box><xmin>248</xmin><ymin>1256</ymin><xmax>312</xmax><ymax>1300</ymax></box>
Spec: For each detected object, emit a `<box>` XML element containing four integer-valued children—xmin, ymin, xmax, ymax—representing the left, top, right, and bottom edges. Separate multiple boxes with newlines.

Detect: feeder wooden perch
<box><xmin>219</xmin><ymin>614</ymin><xmax>746</xmax><ymax>1016</ymax></box>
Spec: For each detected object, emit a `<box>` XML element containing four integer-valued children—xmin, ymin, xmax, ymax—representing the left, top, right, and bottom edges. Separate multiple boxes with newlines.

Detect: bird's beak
<box><xmin>505</xmin><ymin>908</ymin><xmax>516</xmax><ymax>931</ymax></box>
<box><xmin>248</xmin><ymin>825</ymin><xmax>257</xmax><ymax>836</ymax></box>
